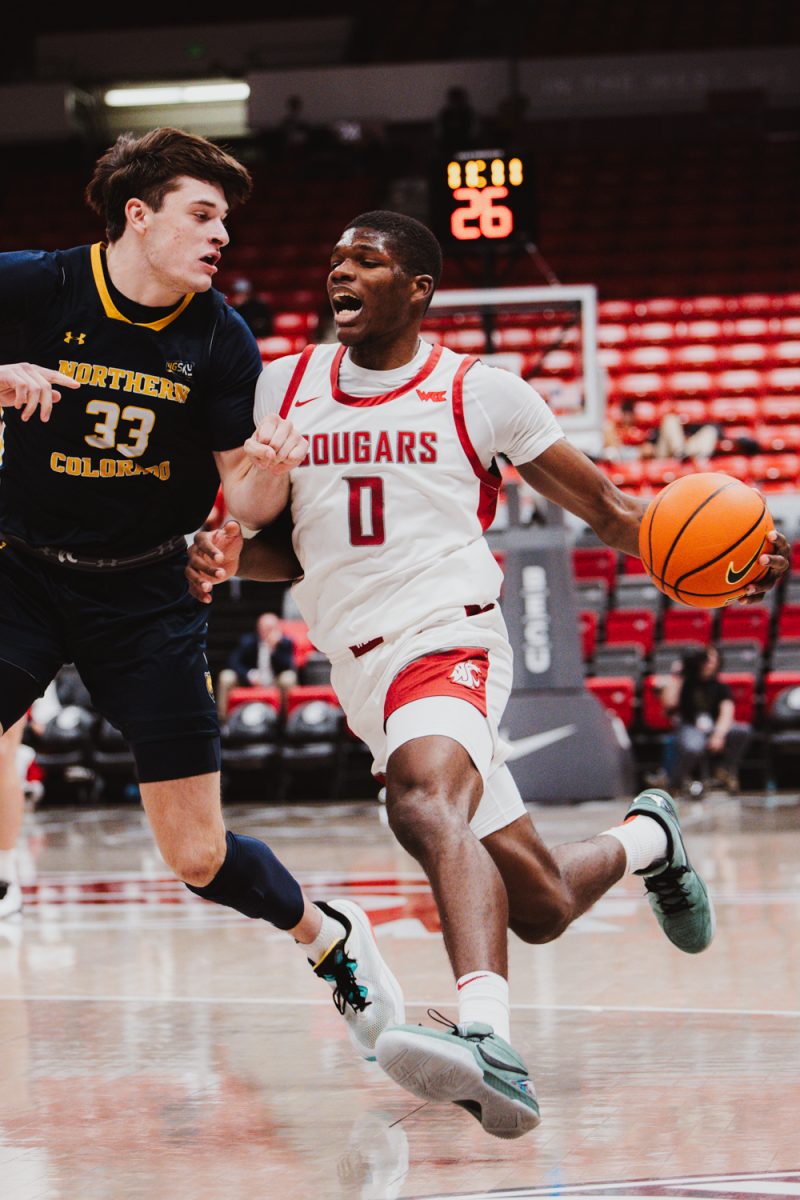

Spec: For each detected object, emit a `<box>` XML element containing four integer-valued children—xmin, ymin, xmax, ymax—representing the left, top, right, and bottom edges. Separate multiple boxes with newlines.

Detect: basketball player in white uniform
<box><xmin>188</xmin><ymin>211</ymin><xmax>787</xmax><ymax>1138</ymax></box>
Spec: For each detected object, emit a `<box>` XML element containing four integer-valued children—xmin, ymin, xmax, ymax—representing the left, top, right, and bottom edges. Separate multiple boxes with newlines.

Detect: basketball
<box><xmin>638</xmin><ymin>472</ymin><xmax>773</xmax><ymax>608</ymax></box>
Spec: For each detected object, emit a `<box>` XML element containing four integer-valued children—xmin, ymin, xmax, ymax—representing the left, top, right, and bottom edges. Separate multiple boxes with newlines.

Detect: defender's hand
<box><xmin>0</xmin><ymin>363</ymin><xmax>80</xmax><ymax>422</ymax></box>
<box><xmin>186</xmin><ymin>520</ymin><xmax>244</xmax><ymax>603</ymax></box>
<box><xmin>244</xmin><ymin>413</ymin><xmax>308</xmax><ymax>474</ymax></box>
<box><xmin>738</xmin><ymin>528</ymin><xmax>790</xmax><ymax>605</ymax></box>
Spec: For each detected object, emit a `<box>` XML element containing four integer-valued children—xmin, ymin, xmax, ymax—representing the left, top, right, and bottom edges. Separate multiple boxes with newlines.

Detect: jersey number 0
<box><xmin>345</xmin><ymin>476</ymin><xmax>385</xmax><ymax>546</ymax></box>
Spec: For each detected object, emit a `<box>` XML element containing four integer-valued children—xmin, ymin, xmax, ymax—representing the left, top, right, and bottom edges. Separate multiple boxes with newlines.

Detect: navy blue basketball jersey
<box><xmin>0</xmin><ymin>244</ymin><xmax>260</xmax><ymax>555</ymax></box>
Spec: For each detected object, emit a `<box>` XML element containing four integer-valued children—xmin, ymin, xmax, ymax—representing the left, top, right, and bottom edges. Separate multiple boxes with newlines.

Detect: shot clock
<box><xmin>431</xmin><ymin>148</ymin><xmax>536</xmax><ymax>249</ymax></box>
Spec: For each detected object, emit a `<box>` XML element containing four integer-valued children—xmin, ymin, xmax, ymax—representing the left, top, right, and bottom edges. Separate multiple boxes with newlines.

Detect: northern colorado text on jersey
<box><xmin>57</xmin><ymin>359</ymin><xmax>191</xmax><ymax>404</ymax></box>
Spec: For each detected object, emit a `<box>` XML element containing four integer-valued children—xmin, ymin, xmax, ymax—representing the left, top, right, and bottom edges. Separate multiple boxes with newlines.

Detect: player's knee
<box><xmin>509</xmin><ymin>882</ymin><xmax>573</xmax><ymax>944</ymax></box>
<box><xmin>163</xmin><ymin>839</ymin><xmax>226</xmax><ymax>888</ymax></box>
<box><xmin>386</xmin><ymin>784</ymin><xmax>467</xmax><ymax>861</ymax></box>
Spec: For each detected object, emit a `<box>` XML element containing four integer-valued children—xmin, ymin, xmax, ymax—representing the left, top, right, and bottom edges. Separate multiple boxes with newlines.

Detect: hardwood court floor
<box><xmin>1</xmin><ymin>790</ymin><xmax>799</xmax><ymax>1200</ymax></box>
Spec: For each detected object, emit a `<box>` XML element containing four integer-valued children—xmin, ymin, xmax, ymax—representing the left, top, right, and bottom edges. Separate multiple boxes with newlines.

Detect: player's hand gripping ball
<box><xmin>638</xmin><ymin>472</ymin><xmax>774</xmax><ymax>609</ymax></box>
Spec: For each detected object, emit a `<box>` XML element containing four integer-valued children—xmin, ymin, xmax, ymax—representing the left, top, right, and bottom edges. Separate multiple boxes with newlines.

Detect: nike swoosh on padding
<box><xmin>725</xmin><ymin>543</ymin><xmax>765</xmax><ymax>585</ymax></box>
<box><xmin>295</xmin><ymin>395</ymin><xmax>321</xmax><ymax>407</ymax></box>
<box><xmin>504</xmin><ymin>724</ymin><xmax>577</xmax><ymax>761</ymax></box>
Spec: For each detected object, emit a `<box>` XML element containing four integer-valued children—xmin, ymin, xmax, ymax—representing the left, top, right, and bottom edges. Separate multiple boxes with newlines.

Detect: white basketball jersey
<box><xmin>278</xmin><ymin>341</ymin><xmax>504</xmax><ymax>657</ymax></box>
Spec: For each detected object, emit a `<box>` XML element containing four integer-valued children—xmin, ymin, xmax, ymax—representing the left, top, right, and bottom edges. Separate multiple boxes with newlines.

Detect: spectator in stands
<box><xmin>600</xmin><ymin>401</ymin><xmax>721</xmax><ymax>466</ymax></box>
<box><xmin>643</xmin><ymin>410</ymin><xmax>720</xmax><ymax>465</ymax></box>
<box><xmin>227</xmin><ymin>277</ymin><xmax>273</xmax><ymax>339</ymax></box>
<box><xmin>217</xmin><ymin>612</ymin><xmax>298</xmax><ymax>716</ymax></box>
<box><xmin>276</xmin><ymin>94</ymin><xmax>313</xmax><ymax>155</ymax></box>
<box><xmin>600</xmin><ymin>398</ymin><xmax>644</xmax><ymax>462</ymax></box>
<box><xmin>660</xmin><ymin>644</ymin><xmax>752</xmax><ymax>796</ymax></box>
<box><xmin>434</xmin><ymin>86</ymin><xmax>479</xmax><ymax>153</ymax></box>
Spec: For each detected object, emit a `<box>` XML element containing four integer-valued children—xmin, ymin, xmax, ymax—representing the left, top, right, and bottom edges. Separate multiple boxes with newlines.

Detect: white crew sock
<box><xmin>602</xmin><ymin>814</ymin><xmax>669</xmax><ymax>875</ymax></box>
<box><xmin>302</xmin><ymin>906</ymin><xmax>347</xmax><ymax>967</ymax></box>
<box><xmin>0</xmin><ymin>849</ymin><xmax>18</xmax><ymax>885</ymax></box>
<box><xmin>457</xmin><ymin>971</ymin><xmax>510</xmax><ymax>1043</ymax></box>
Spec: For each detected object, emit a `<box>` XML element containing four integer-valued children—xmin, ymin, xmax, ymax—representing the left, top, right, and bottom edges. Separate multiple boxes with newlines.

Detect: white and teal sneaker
<box><xmin>313</xmin><ymin>899</ymin><xmax>405</xmax><ymax>1061</ymax></box>
<box><xmin>375</xmin><ymin>1013</ymin><xmax>540</xmax><ymax>1140</ymax></box>
<box><xmin>626</xmin><ymin>788</ymin><xmax>715</xmax><ymax>954</ymax></box>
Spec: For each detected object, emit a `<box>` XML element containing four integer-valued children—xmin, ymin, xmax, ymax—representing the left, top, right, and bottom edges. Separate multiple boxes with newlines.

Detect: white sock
<box><xmin>302</xmin><ymin>907</ymin><xmax>346</xmax><ymax>967</ymax></box>
<box><xmin>602</xmin><ymin>814</ymin><xmax>669</xmax><ymax>876</ymax></box>
<box><xmin>0</xmin><ymin>849</ymin><xmax>18</xmax><ymax>885</ymax></box>
<box><xmin>457</xmin><ymin>971</ymin><xmax>510</xmax><ymax>1043</ymax></box>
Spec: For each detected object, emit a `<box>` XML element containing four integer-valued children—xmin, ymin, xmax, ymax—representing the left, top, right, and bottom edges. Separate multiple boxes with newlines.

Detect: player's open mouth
<box><xmin>201</xmin><ymin>253</ymin><xmax>219</xmax><ymax>273</ymax></box>
<box><xmin>332</xmin><ymin>291</ymin><xmax>363</xmax><ymax>326</ymax></box>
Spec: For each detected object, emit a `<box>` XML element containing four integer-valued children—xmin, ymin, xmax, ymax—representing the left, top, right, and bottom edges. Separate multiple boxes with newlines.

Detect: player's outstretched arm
<box><xmin>516</xmin><ymin>438</ymin><xmax>647</xmax><ymax>556</ymax></box>
<box><xmin>0</xmin><ymin>363</ymin><xmax>80</xmax><ymax>422</ymax></box>
<box><xmin>517</xmin><ymin>439</ymin><xmax>790</xmax><ymax>603</ymax></box>
<box><xmin>214</xmin><ymin>413</ymin><xmax>308</xmax><ymax>530</ymax></box>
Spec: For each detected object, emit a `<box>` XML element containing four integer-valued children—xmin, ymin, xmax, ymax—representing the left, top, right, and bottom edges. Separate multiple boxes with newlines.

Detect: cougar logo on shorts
<box><xmin>450</xmin><ymin>660</ymin><xmax>483</xmax><ymax>689</ymax></box>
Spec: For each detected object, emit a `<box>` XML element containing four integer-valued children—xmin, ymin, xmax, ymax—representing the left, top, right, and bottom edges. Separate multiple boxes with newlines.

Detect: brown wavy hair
<box><xmin>85</xmin><ymin>127</ymin><xmax>253</xmax><ymax>242</ymax></box>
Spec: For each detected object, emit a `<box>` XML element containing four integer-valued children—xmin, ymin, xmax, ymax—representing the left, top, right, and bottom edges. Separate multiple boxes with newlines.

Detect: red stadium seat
<box><xmin>708</xmin><ymin>396</ymin><xmax>760</xmax><ymax>425</ymax></box>
<box><xmin>763</xmin><ymin>670</ymin><xmax>800</xmax><ymax>716</ymax></box>
<box><xmin>661</xmin><ymin>608</ymin><xmax>714</xmax><ymax>645</ymax></box>
<box><xmin>571</xmin><ymin>547</ymin><xmax>618</xmax><ymax>590</ymax></box>
<box><xmin>641</xmin><ymin>674</ymin><xmax>673</xmax><ymax>732</ymax></box>
<box><xmin>719</xmin><ymin>672</ymin><xmax>757</xmax><ymax>724</ymax></box>
<box><xmin>226</xmin><ymin>686</ymin><xmax>282</xmax><ymax>715</ymax></box>
<box><xmin>604</xmin><ymin>609</ymin><xmax>656</xmax><ymax>655</ymax></box>
<box><xmin>284</xmin><ymin>685</ymin><xmax>341</xmax><ymax>715</ymax></box>
<box><xmin>718</xmin><ymin>605</ymin><xmax>771</xmax><ymax>648</ymax></box>
<box><xmin>585</xmin><ymin>676</ymin><xmax>635</xmax><ymax>728</ymax></box>
<box><xmin>761</xmin><ymin>396</ymin><xmax>800</xmax><ymax>423</ymax></box>
<box><xmin>776</xmin><ymin>606</ymin><xmax>800</xmax><ymax>642</ymax></box>
<box><xmin>280</xmin><ymin>620</ymin><xmax>317</xmax><ymax>668</ymax></box>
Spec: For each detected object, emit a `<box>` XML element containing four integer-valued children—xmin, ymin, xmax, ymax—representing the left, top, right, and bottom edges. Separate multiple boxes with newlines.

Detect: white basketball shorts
<box><xmin>329</xmin><ymin>603</ymin><xmax>527</xmax><ymax>839</ymax></box>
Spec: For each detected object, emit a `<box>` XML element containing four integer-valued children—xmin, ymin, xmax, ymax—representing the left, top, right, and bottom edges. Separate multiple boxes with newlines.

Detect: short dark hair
<box><xmin>341</xmin><ymin>210</ymin><xmax>443</xmax><ymax>292</ymax></box>
<box><xmin>85</xmin><ymin>127</ymin><xmax>253</xmax><ymax>242</ymax></box>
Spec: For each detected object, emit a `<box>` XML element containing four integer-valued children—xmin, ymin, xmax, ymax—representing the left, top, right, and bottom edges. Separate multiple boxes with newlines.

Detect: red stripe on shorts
<box><xmin>384</xmin><ymin>648</ymin><xmax>490</xmax><ymax>726</ymax></box>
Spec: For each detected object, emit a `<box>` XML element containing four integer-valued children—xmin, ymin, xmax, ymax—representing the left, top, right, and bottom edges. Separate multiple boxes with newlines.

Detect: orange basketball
<box><xmin>638</xmin><ymin>472</ymin><xmax>773</xmax><ymax>609</ymax></box>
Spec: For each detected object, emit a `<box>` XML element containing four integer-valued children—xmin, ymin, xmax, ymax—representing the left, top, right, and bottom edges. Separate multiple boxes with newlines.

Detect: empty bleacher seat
<box><xmin>571</xmin><ymin>547</ymin><xmax>618</xmax><ymax>590</ymax></box>
<box><xmin>591</xmin><ymin>644</ymin><xmax>646</xmax><ymax>682</ymax></box>
<box><xmin>718</xmin><ymin>605</ymin><xmax>771</xmax><ymax>648</ymax></box>
<box><xmin>776</xmin><ymin>605</ymin><xmax>800</xmax><ymax>642</ymax></box>
<box><xmin>612</xmin><ymin>578</ymin><xmax>662</xmax><ymax>614</ymax></box>
<box><xmin>604</xmin><ymin>609</ymin><xmax>656</xmax><ymax>655</ymax></box>
<box><xmin>719</xmin><ymin>639</ymin><xmax>764</xmax><ymax>674</ymax></box>
<box><xmin>661</xmin><ymin>608</ymin><xmax>714</xmax><ymax>645</ymax></box>
<box><xmin>585</xmin><ymin>676</ymin><xmax>636</xmax><ymax>729</ymax></box>
<box><xmin>763</xmin><ymin>670</ymin><xmax>800</xmax><ymax>717</ymax></box>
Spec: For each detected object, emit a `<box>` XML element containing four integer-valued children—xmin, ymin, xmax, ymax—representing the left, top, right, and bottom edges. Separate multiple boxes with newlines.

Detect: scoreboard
<box><xmin>431</xmin><ymin>148</ymin><xmax>536</xmax><ymax>249</ymax></box>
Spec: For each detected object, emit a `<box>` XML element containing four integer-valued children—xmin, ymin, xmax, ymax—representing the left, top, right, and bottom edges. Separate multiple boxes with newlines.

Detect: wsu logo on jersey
<box><xmin>450</xmin><ymin>660</ymin><xmax>483</xmax><ymax>689</ymax></box>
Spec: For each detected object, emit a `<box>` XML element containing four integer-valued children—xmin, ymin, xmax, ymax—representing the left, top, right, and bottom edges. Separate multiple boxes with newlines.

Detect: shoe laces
<box><xmin>323</xmin><ymin>945</ymin><xmax>370</xmax><ymax>1016</ymax></box>
<box><xmin>645</xmin><ymin>863</ymin><xmax>693</xmax><ymax>914</ymax></box>
<box><xmin>427</xmin><ymin>1008</ymin><xmax>490</xmax><ymax>1043</ymax></box>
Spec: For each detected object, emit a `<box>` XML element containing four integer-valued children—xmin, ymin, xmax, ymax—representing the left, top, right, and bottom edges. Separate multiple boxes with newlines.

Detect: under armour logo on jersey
<box><xmin>450</xmin><ymin>660</ymin><xmax>483</xmax><ymax>689</ymax></box>
<box><xmin>63</xmin><ymin>331</ymin><xmax>86</xmax><ymax>344</ymax></box>
<box><xmin>416</xmin><ymin>389</ymin><xmax>447</xmax><ymax>402</ymax></box>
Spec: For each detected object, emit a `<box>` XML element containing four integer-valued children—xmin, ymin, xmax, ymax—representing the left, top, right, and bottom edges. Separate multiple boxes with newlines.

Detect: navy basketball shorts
<box><xmin>0</xmin><ymin>542</ymin><xmax>220</xmax><ymax>783</ymax></box>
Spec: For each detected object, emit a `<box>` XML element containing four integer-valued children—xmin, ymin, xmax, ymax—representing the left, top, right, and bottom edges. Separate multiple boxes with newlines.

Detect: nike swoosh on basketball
<box><xmin>295</xmin><ymin>395</ymin><xmax>321</xmax><ymax>407</ymax></box>
<box><xmin>725</xmin><ymin>544</ymin><xmax>765</xmax><ymax>586</ymax></box>
<box><xmin>503</xmin><ymin>724</ymin><xmax>577</xmax><ymax>761</ymax></box>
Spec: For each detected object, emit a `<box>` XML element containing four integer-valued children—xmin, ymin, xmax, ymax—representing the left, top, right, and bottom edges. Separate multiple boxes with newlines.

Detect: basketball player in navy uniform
<box><xmin>187</xmin><ymin>210</ymin><xmax>790</xmax><ymax>1138</ymax></box>
<box><xmin>0</xmin><ymin>129</ymin><xmax>404</xmax><ymax>1060</ymax></box>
